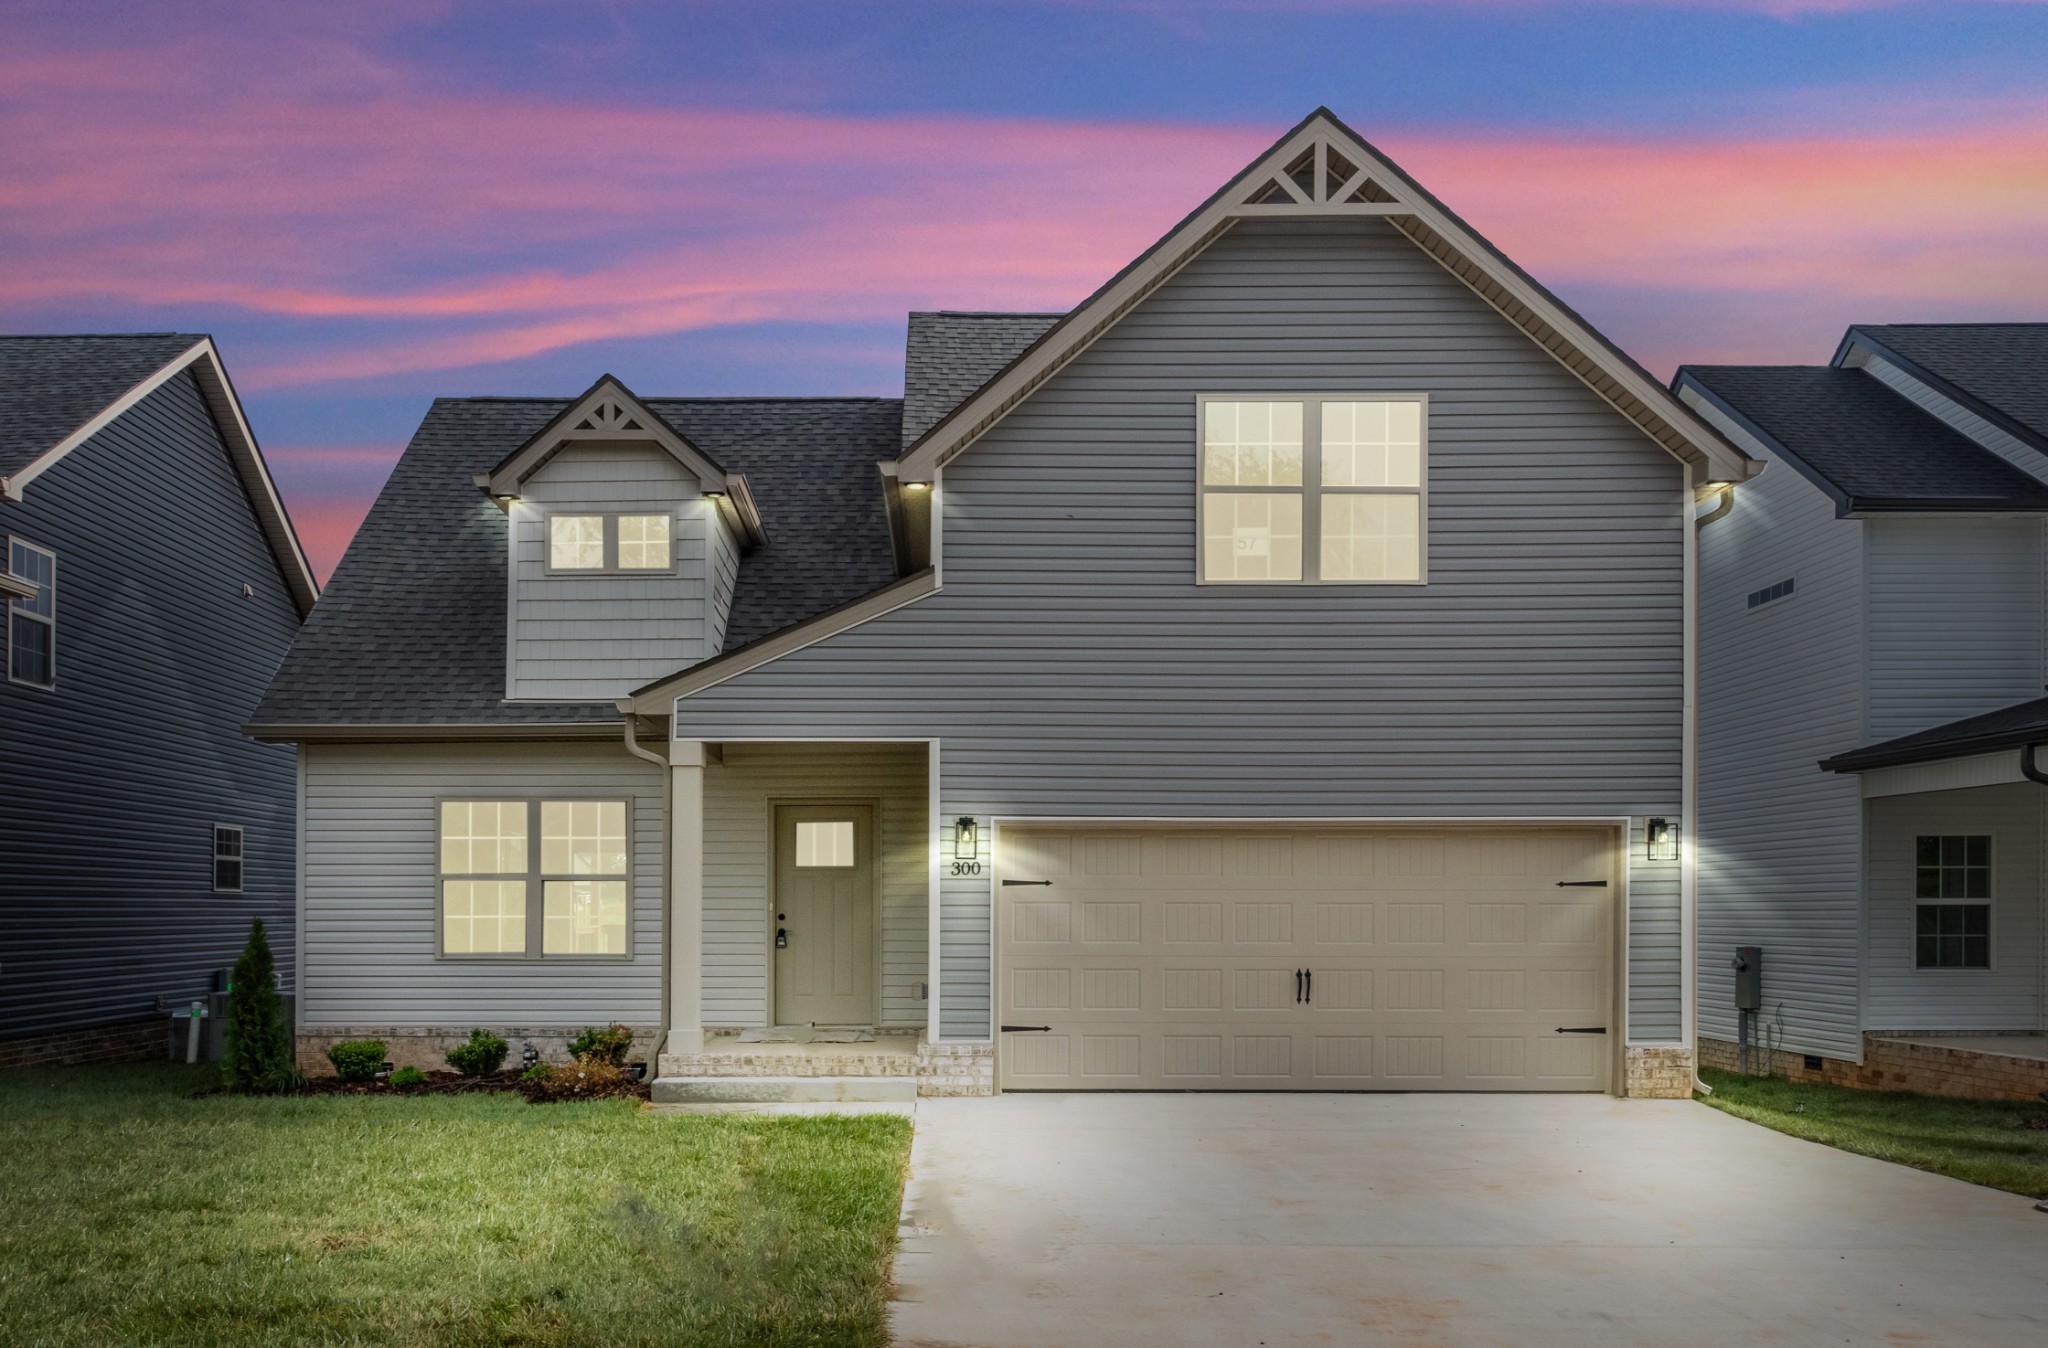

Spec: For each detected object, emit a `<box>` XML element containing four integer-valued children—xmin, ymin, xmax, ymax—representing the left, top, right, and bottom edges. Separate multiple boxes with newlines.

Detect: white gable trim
<box><xmin>897</xmin><ymin>109</ymin><xmax>1757</xmax><ymax>487</ymax></box>
<box><xmin>0</xmin><ymin>337</ymin><xmax>321</xmax><ymax>616</ymax></box>
<box><xmin>483</xmin><ymin>376</ymin><xmax>726</xmax><ymax>499</ymax></box>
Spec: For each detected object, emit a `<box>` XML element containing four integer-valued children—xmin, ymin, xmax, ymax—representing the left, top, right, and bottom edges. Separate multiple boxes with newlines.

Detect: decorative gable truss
<box><xmin>477</xmin><ymin>375</ymin><xmax>766</xmax><ymax>547</ymax></box>
<box><xmin>898</xmin><ymin>109</ymin><xmax>1758</xmax><ymax>490</ymax></box>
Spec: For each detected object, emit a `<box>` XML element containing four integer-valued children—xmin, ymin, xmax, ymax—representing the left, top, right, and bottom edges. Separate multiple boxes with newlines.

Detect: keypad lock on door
<box><xmin>776</xmin><ymin>913</ymin><xmax>788</xmax><ymax>949</ymax></box>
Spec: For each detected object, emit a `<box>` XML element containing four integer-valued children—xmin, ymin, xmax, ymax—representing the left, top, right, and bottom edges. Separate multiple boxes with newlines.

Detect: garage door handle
<box><xmin>1001</xmin><ymin>880</ymin><xmax>1053</xmax><ymax>887</ymax></box>
<box><xmin>1555</xmin><ymin>1026</ymin><xmax>1608</xmax><ymax>1034</ymax></box>
<box><xmin>1305</xmin><ymin>968</ymin><xmax>1311</xmax><ymax>1003</ymax></box>
<box><xmin>1001</xmin><ymin>1024</ymin><xmax>1052</xmax><ymax>1033</ymax></box>
<box><xmin>1295</xmin><ymin>968</ymin><xmax>1303</xmax><ymax>1003</ymax></box>
<box><xmin>1556</xmin><ymin>880</ymin><xmax>1608</xmax><ymax>888</ymax></box>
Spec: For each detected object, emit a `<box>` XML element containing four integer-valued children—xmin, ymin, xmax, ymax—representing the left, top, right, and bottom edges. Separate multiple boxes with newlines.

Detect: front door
<box><xmin>773</xmin><ymin>804</ymin><xmax>877</xmax><ymax>1026</ymax></box>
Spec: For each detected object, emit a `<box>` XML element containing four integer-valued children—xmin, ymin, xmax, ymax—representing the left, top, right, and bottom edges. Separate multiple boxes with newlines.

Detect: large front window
<box><xmin>1199</xmin><ymin>397</ymin><xmax>1425</xmax><ymax>584</ymax></box>
<box><xmin>441</xmin><ymin>799</ymin><xmax>629</xmax><ymax>957</ymax></box>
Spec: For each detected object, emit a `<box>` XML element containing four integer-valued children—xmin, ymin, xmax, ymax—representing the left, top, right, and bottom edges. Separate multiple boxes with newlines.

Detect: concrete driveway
<box><xmin>891</xmin><ymin>1093</ymin><xmax>2048</xmax><ymax>1347</ymax></box>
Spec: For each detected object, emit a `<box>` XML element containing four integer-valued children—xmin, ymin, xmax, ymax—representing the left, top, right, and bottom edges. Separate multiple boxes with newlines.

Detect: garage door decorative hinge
<box><xmin>1554</xmin><ymin>1026</ymin><xmax>1608</xmax><ymax>1034</ymax></box>
<box><xmin>1555</xmin><ymin>880</ymin><xmax>1608</xmax><ymax>887</ymax></box>
<box><xmin>1001</xmin><ymin>1024</ymin><xmax>1052</xmax><ymax>1033</ymax></box>
<box><xmin>1001</xmin><ymin>879</ymin><xmax>1053</xmax><ymax>886</ymax></box>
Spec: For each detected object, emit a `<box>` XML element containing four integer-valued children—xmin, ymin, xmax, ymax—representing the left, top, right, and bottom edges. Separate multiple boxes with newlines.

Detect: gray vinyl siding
<box><xmin>299</xmin><ymin>741</ymin><xmax>663</xmax><ymax>1027</ymax></box>
<box><xmin>703</xmin><ymin>742</ymin><xmax>928</xmax><ymax>1028</ymax></box>
<box><xmin>673</xmin><ymin>218</ymin><xmax>1689</xmax><ymax>1042</ymax></box>
<box><xmin>1694</xmin><ymin>436</ymin><xmax>1867</xmax><ymax>1061</ymax></box>
<box><xmin>1865</xmin><ymin>516</ymin><xmax>2045</xmax><ymax>743</ymax></box>
<box><xmin>0</xmin><ymin>370</ymin><xmax>301</xmax><ymax>1037</ymax></box>
<box><xmin>708</xmin><ymin>504</ymin><xmax>741</xmax><ymax>653</ymax></box>
<box><xmin>1865</xmin><ymin>785</ymin><xmax>2044</xmax><ymax>1032</ymax></box>
<box><xmin>1855</xmin><ymin>350</ymin><xmax>2048</xmax><ymax>483</ymax></box>
<box><xmin>507</xmin><ymin>444</ymin><xmax>714</xmax><ymax>699</ymax></box>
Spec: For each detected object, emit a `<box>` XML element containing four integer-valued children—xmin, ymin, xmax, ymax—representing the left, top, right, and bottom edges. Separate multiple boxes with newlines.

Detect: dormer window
<box><xmin>545</xmin><ymin>512</ymin><xmax>675</xmax><ymax>574</ymax></box>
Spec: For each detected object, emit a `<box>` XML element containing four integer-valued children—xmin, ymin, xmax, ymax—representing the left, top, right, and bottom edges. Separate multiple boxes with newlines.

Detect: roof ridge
<box><xmin>0</xmin><ymin>331</ymin><xmax>203</xmax><ymax>340</ymax></box>
<box><xmin>444</xmin><ymin>394</ymin><xmax>901</xmax><ymax>405</ymax></box>
<box><xmin>914</xmin><ymin>310</ymin><xmax>1066</xmax><ymax>319</ymax></box>
<box><xmin>1857</xmin><ymin>321</ymin><xmax>2048</xmax><ymax>330</ymax></box>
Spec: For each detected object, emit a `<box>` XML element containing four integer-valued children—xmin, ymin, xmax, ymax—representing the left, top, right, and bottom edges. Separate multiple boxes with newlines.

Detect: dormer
<box><xmin>481</xmin><ymin>376</ymin><xmax>765</xmax><ymax>701</ymax></box>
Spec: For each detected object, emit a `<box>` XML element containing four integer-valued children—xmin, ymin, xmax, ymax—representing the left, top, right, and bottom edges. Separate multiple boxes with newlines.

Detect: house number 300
<box><xmin>951</xmin><ymin>861</ymin><xmax>983</xmax><ymax>876</ymax></box>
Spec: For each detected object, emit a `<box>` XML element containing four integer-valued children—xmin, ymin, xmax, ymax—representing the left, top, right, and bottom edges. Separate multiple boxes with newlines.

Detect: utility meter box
<box><xmin>1733</xmin><ymin>946</ymin><xmax>1762</xmax><ymax>1012</ymax></box>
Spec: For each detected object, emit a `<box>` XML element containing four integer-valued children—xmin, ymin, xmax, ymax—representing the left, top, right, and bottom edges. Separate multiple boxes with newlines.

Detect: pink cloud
<box><xmin>1</xmin><ymin>27</ymin><xmax>2044</xmax><ymax>394</ymax></box>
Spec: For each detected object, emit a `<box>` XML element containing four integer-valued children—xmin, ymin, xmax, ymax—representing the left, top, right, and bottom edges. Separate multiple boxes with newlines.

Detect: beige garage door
<box><xmin>997</xmin><ymin>825</ymin><xmax>1615</xmax><ymax>1091</ymax></box>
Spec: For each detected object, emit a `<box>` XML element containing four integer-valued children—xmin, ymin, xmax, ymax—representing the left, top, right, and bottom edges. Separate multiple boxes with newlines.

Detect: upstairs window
<box><xmin>212</xmin><ymin>825</ymin><xmax>245</xmax><ymax>893</ymax></box>
<box><xmin>7</xmin><ymin>538</ymin><xmax>55</xmax><ymax>688</ymax></box>
<box><xmin>1199</xmin><ymin>396</ymin><xmax>1425</xmax><ymax>585</ymax></box>
<box><xmin>545</xmin><ymin>513</ymin><xmax>674</xmax><ymax>573</ymax></box>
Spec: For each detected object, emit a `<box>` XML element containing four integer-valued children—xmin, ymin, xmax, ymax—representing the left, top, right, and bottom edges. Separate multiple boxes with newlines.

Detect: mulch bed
<box><xmin>197</xmin><ymin>1068</ymin><xmax>651</xmax><ymax>1104</ymax></box>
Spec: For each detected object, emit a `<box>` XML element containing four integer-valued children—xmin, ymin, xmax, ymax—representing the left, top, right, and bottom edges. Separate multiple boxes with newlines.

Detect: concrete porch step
<box><xmin>650</xmin><ymin>1075</ymin><xmax>918</xmax><ymax>1104</ymax></box>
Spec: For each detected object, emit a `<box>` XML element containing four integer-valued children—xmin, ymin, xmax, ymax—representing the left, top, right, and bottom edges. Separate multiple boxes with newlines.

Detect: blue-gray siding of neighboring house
<box><xmin>0</xmin><ymin>369</ymin><xmax>302</xmax><ymax>1038</ymax></box>
<box><xmin>670</xmin><ymin>218</ymin><xmax>1690</xmax><ymax>1041</ymax></box>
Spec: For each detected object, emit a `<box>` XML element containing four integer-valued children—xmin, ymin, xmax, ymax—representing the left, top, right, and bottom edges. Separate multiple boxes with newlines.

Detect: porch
<box><xmin>656</xmin><ymin>738</ymin><xmax>994</xmax><ymax>1100</ymax></box>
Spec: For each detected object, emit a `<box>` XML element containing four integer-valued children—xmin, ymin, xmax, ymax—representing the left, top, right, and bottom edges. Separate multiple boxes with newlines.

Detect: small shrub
<box><xmin>326</xmin><ymin>1039</ymin><xmax>388</xmax><ymax>1082</ymax></box>
<box><xmin>519</xmin><ymin>1052</ymin><xmax>640</xmax><ymax>1103</ymax></box>
<box><xmin>447</xmin><ymin>1028</ymin><xmax>509</xmax><ymax>1077</ymax></box>
<box><xmin>568</xmin><ymin>1023</ymin><xmax>634</xmax><ymax>1067</ymax></box>
<box><xmin>220</xmin><ymin>919</ymin><xmax>301</xmax><ymax>1093</ymax></box>
<box><xmin>520</xmin><ymin>1062</ymin><xmax>554</xmax><ymax>1083</ymax></box>
<box><xmin>389</xmin><ymin>1065</ymin><xmax>427</xmax><ymax>1087</ymax></box>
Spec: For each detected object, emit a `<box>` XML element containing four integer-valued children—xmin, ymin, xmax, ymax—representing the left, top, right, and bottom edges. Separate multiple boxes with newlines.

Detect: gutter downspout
<box><xmin>621</xmin><ymin>710</ymin><xmax>672</xmax><ymax>1063</ymax></box>
<box><xmin>1688</xmin><ymin>479</ymin><xmax>1736</xmax><ymax>1096</ymax></box>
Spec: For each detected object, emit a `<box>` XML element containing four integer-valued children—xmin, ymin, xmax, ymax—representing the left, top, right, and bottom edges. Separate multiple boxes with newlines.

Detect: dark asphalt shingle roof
<box><xmin>0</xmin><ymin>334</ymin><xmax>204</xmax><ymax>477</ymax></box>
<box><xmin>1820</xmin><ymin>694</ymin><xmax>2048</xmax><ymax>773</ymax></box>
<box><xmin>1676</xmin><ymin>365</ymin><xmax>2048</xmax><ymax>511</ymax></box>
<box><xmin>250</xmin><ymin>396</ymin><xmax>902</xmax><ymax>727</ymax></box>
<box><xmin>902</xmin><ymin>312</ymin><xmax>1062</xmax><ymax>450</ymax></box>
<box><xmin>1851</xmin><ymin>323</ymin><xmax>2048</xmax><ymax>449</ymax></box>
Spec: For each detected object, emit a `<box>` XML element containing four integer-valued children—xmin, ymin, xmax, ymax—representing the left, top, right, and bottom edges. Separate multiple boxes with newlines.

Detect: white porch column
<box><xmin>669</xmin><ymin>739</ymin><xmax>707</xmax><ymax>1054</ymax></box>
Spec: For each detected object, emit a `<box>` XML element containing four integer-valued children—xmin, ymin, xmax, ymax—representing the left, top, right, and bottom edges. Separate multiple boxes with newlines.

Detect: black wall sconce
<box><xmin>954</xmin><ymin>816</ymin><xmax>979</xmax><ymax>861</ymax></box>
<box><xmin>1646</xmin><ymin>816</ymin><xmax>1678</xmax><ymax>862</ymax></box>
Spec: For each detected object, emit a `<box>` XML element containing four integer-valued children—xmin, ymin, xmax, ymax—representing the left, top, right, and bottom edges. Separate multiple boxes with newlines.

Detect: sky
<box><xmin>4</xmin><ymin>1</ymin><xmax>2046</xmax><ymax>580</ymax></box>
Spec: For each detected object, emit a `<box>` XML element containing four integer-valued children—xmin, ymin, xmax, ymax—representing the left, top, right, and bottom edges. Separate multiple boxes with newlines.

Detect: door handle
<box><xmin>1555</xmin><ymin>1026</ymin><xmax>1607</xmax><ymax>1034</ymax></box>
<box><xmin>1295</xmin><ymin>968</ymin><xmax>1303</xmax><ymax>1003</ymax></box>
<box><xmin>1305</xmin><ymin>968</ymin><xmax>1312</xmax><ymax>1004</ymax></box>
<box><xmin>775</xmin><ymin>927</ymin><xmax>788</xmax><ymax>949</ymax></box>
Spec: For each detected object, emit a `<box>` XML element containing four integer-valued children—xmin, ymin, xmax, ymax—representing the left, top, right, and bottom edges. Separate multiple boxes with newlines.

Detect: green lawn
<box><xmin>0</xmin><ymin>1064</ymin><xmax>912</xmax><ymax>1347</ymax></box>
<box><xmin>1698</xmin><ymin>1067</ymin><xmax>2048</xmax><ymax>1199</ymax></box>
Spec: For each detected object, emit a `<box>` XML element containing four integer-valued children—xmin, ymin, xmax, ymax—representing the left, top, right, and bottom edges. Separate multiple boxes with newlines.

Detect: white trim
<box><xmin>625</xmin><ymin>568</ymin><xmax>939</xmax><ymax>714</ymax></box>
<box><xmin>1862</xmin><ymin>749</ymin><xmax>2028</xmax><ymax>798</ymax></box>
<box><xmin>897</xmin><ymin>111</ymin><xmax>1756</xmax><ymax>486</ymax></box>
<box><xmin>0</xmin><ymin>573</ymin><xmax>34</xmax><ymax>601</ymax></box>
<box><xmin>485</xmin><ymin>377</ymin><xmax>725</xmax><ymax>499</ymax></box>
<box><xmin>0</xmin><ymin>338</ymin><xmax>320</xmax><ymax>616</ymax></box>
<box><xmin>5</xmin><ymin>535</ymin><xmax>56</xmax><ymax>689</ymax></box>
<box><xmin>1681</xmin><ymin>462</ymin><xmax>1699</xmax><ymax>1056</ymax></box>
<box><xmin>927</xmin><ymin>738</ymin><xmax>943</xmax><ymax>1044</ymax></box>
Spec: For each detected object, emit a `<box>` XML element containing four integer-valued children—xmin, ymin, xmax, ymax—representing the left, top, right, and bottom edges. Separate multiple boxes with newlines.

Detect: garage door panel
<box><xmin>998</xmin><ymin>825</ymin><xmax>1614</xmax><ymax>1092</ymax></box>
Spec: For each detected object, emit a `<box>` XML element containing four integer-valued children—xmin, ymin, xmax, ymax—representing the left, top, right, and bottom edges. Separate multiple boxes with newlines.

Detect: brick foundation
<box><xmin>0</xmin><ymin>1017</ymin><xmax>169</xmax><ymax>1070</ymax></box>
<box><xmin>1700</xmin><ymin>1033</ymin><xmax>2048</xmax><ymax>1102</ymax></box>
<box><xmin>1623</xmin><ymin>1044</ymin><xmax>1696</xmax><ymax>1098</ymax></box>
<box><xmin>296</xmin><ymin>1025</ymin><xmax>661</xmax><ymax>1075</ymax></box>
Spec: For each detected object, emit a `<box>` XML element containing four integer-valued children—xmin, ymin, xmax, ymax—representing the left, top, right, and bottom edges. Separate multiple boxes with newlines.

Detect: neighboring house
<box><xmin>251</xmin><ymin>109</ymin><xmax>1756</xmax><ymax>1099</ymax></box>
<box><xmin>0</xmin><ymin>335</ymin><xmax>317</xmax><ymax>1067</ymax></box>
<box><xmin>1679</xmin><ymin>324</ymin><xmax>2048</xmax><ymax>1098</ymax></box>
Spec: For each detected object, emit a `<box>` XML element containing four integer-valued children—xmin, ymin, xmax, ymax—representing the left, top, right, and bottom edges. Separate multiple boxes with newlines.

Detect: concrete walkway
<box><xmin>891</xmin><ymin>1093</ymin><xmax>2048</xmax><ymax>1347</ymax></box>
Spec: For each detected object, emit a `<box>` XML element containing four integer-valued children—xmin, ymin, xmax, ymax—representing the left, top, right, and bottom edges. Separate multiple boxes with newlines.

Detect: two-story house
<box><xmin>0</xmin><ymin>334</ymin><xmax>317</xmax><ymax>1067</ymax></box>
<box><xmin>250</xmin><ymin>109</ymin><xmax>1757</xmax><ymax>1099</ymax></box>
<box><xmin>1679</xmin><ymin>324</ymin><xmax>2048</xmax><ymax>1099</ymax></box>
